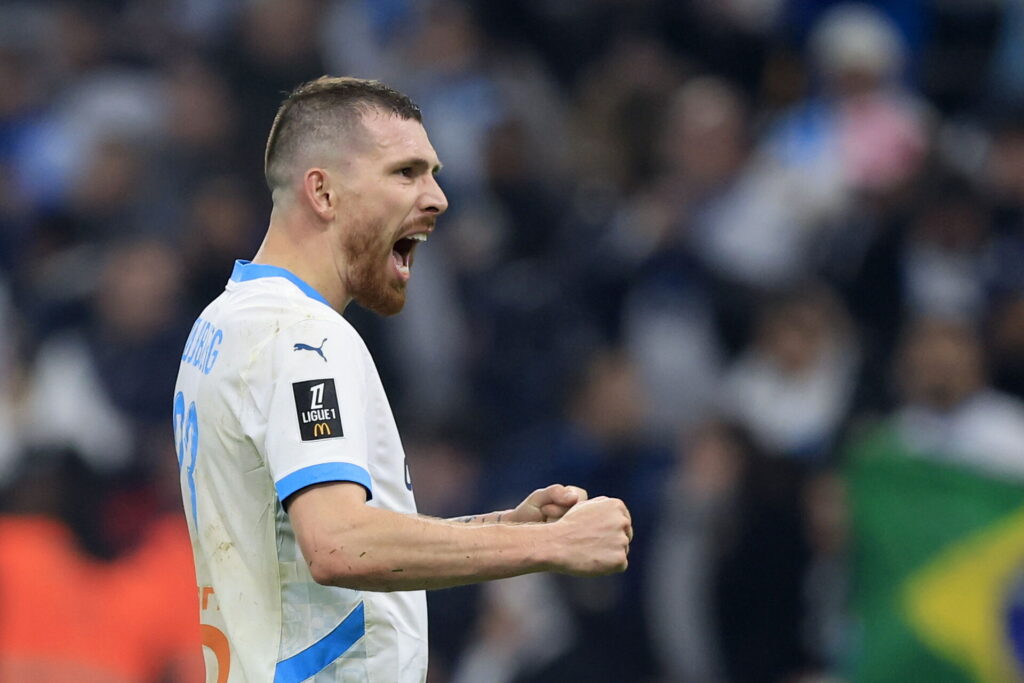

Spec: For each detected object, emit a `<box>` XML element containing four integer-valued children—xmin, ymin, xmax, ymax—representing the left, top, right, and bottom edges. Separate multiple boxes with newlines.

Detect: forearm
<box><xmin>305</xmin><ymin>506</ymin><xmax>555</xmax><ymax>591</ymax></box>
<box><xmin>446</xmin><ymin>509</ymin><xmax>513</xmax><ymax>525</ymax></box>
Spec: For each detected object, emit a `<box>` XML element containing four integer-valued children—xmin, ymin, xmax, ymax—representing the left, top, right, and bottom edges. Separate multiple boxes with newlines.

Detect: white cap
<box><xmin>810</xmin><ymin>3</ymin><xmax>905</xmax><ymax>79</ymax></box>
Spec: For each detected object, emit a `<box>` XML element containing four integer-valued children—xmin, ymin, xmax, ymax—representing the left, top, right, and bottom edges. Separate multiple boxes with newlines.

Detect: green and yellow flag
<box><xmin>846</xmin><ymin>423</ymin><xmax>1024</xmax><ymax>682</ymax></box>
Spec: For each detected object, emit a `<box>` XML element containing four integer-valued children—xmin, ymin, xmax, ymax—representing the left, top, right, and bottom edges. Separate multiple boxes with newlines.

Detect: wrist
<box><xmin>528</xmin><ymin>520</ymin><xmax>564</xmax><ymax>572</ymax></box>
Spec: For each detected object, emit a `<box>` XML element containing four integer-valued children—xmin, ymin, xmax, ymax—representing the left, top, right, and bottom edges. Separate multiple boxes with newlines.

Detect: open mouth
<box><xmin>391</xmin><ymin>232</ymin><xmax>427</xmax><ymax>278</ymax></box>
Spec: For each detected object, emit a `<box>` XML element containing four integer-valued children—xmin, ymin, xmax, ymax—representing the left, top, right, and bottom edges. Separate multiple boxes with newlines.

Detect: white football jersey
<box><xmin>173</xmin><ymin>260</ymin><xmax>427</xmax><ymax>682</ymax></box>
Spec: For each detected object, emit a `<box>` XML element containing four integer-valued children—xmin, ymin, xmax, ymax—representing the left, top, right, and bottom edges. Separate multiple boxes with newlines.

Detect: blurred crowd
<box><xmin>2</xmin><ymin>0</ymin><xmax>1024</xmax><ymax>681</ymax></box>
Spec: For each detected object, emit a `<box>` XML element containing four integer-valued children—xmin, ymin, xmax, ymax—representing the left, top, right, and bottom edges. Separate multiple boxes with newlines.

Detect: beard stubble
<box><xmin>342</xmin><ymin>217</ymin><xmax>407</xmax><ymax>316</ymax></box>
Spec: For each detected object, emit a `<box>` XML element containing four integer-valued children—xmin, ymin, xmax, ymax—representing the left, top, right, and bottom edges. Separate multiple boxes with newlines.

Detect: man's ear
<box><xmin>303</xmin><ymin>168</ymin><xmax>336</xmax><ymax>221</ymax></box>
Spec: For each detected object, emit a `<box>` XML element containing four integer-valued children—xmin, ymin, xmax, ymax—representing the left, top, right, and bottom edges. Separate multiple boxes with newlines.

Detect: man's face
<box><xmin>330</xmin><ymin>111</ymin><xmax>447</xmax><ymax>316</ymax></box>
<box><xmin>901</xmin><ymin>324</ymin><xmax>983</xmax><ymax>411</ymax></box>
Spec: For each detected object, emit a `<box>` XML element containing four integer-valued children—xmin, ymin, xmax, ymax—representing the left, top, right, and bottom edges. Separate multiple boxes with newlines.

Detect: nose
<box><xmin>420</xmin><ymin>174</ymin><xmax>448</xmax><ymax>216</ymax></box>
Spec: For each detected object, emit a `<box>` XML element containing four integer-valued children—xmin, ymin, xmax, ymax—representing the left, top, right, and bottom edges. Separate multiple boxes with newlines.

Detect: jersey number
<box><xmin>174</xmin><ymin>396</ymin><xmax>233</xmax><ymax>681</ymax></box>
<box><xmin>201</xmin><ymin>624</ymin><xmax>231</xmax><ymax>683</ymax></box>
<box><xmin>173</xmin><ymin>391</ymin><xmax>199</xmax><ymax>527</ymax></box>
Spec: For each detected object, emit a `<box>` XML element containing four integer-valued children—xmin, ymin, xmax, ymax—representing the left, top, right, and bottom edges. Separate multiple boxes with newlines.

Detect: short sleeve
<box><xmin>263</xmin><ymin>318</ymin><xmax>373</xmax><ymax>502</ymax></box>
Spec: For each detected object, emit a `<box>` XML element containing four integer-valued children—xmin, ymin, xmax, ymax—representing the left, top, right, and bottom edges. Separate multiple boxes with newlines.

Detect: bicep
<box><xmin>286</xmin><ymin>481</ymin><xmax>372</xmax><ymax>583</ymax></box>
<box><xmin>287</xmin><ymin>480</ymin><xmax>368</xmax><ymax>531</ymax></box>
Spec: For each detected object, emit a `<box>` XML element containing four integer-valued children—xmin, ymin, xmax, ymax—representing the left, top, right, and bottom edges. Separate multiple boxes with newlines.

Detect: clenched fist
<box><xmin>548</xmin><ymin>496</ymin><xmax>632</xmax><ymax>576</ymax></box>
<box><xmin>507</xmin><ymin>484</ymin><xmax>589</xmax><ymax>523</ymax></box>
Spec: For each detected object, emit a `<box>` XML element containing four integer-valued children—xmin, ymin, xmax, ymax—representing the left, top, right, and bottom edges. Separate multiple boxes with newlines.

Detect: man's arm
<box><xmin>287</xmin><ymin>482</ymin><xmax>631</xmax><ymax>592</ymax></box>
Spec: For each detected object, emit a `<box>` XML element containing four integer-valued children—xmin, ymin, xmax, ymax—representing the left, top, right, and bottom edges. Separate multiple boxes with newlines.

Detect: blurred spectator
<box><xmin>0</xmin><ymin>448</ymin><xmax>202</xmax><ymax>682</ymax></box>
<box><xmin>550</xmin><ymin>40</ymin><xmax>687</xmax><ymax>343</ymax></box>
<box><xmin>892</xmin><ymin>316</ymin><xmax>1024</xmax><ymax>478</ymax></box>
<box><xmin>15</xmin><ymin>66</ymin><xmax>168</xmax><ymax>220</ymax></box>
<box><xmin>448</xmin><ymin>573</ymin><xmax>576</xmax><ymax>683</ymax></box>
<box><xmin>179</xmin><ymin>174</ymin><xmax>262</xmax><ymax>315</ymax></box>
<box><xmin>478</xmin><ymin>348</ymin><xmax>672</xmax><ymax>682</ymax></box>
<box><xmin>901</xmin><ymin>174</ymin><xmax>994</xmax><ymax>322</ymax></box>
<box><xmin>695</xmin><ymin>3</ymin><xmax>927</xmax><ymax>294</ymax></box>
<box><xmin>572</xmin><ymin>33</ymin><xmax>685</xmax><ymax>195</ymax></box>
<box><xmin>647</xmin><ymin>420</ymin><xmax>815</xmax><ymax>683</ymax></box>
<box><xmin>22</xmin><ymin>239</ymin><xmax>186</xmax><ymax>474</ymax></box>
<box><xmin>616</xmin><ymin>77</ymin><xmax>745</xmax><ymax>436</ymax></box>
<box><xmin>320</xmin><ymin>0</ymin><xmax>421</xmax><ymax>87</ymax></box>
<box><xmin>160</xmin><ymin>58</ymin><xmax>245</xmax><ymax>200</ymax></box>
<box><xmin>717</xmin><ymin>285</ymin><xmax>860</xmax><ymax>460</ymax></box>
<box><xmin>399</xmin><ymin>1</ymin><xmax>504</xmax><ymax>195</ymax></box>
<box><xmin>844</xmin><ymin>316</ymin><xmax>1024</xmax><ymax>681</ymax></box>
<box><xmin>622</xmin><ymin>254</ymin><xmax>722</xmax><ymax>440</ymax></box>
<box><xmin>217</xmin><ymin>0</ymin><xmax>327</xmax><ymax>189</ymax></box>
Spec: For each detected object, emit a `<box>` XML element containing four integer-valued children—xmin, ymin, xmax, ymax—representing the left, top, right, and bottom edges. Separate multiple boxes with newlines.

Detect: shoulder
<box><xmin>217</xmin><ymin>285</ymin><xmax>368</xmax><ymax>387</ymax></box>
<box><xmin>251</xmin><ymin>308</ymin><xmax>371</xmax><ymax>391</ymax></box>
<box><xmin>223</xmin><ymin>277</ymin><xmax>365</xmax><ymax>351</ymax></box>
<box><xmin>273</xmin><ymin>313</ymin><xmax>366</xmax><ymax>359</ymax></box>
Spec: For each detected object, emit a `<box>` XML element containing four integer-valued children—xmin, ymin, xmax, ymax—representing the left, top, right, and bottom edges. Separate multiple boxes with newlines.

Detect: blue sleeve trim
<box><xmin>276</xmin><ymin>462</ymin><xmax>373</xmax><ymax>503</ymax></box>
<box><xmin>274</xmin><ymin>603</ymin><xmax>365</xmax><ymax>683</ymax></box>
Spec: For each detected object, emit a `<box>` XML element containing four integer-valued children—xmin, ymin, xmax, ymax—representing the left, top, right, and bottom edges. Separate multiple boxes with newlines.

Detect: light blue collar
<box><xmin>229</xmin><ymin>260</ymin><xmax>332</xmax><ymax>307</ymax></box>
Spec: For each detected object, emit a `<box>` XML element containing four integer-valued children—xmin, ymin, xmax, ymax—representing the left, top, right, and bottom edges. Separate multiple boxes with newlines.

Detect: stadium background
<box><xmin>3</xmin><ymin>0</ymin><xmax>1024</xmax><ymax>681</ymax></box>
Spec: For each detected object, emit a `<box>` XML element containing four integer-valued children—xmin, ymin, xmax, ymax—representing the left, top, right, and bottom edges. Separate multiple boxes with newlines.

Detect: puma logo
<box><xmin>293</xmin><ymin>338</ymin><xmax>328</xmax><ymax>362</ymax></box>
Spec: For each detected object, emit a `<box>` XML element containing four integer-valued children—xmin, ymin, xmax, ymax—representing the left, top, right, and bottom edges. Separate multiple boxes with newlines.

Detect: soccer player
<box><xmin>173</xmin><ymin>76</ymin><xmax>632</xmax><ymax>682</ymax></box>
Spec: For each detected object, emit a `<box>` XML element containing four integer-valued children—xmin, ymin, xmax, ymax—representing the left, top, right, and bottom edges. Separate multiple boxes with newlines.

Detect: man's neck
<box><xmin>252</xmin><ymin>213</ymin><xmax>350</xmax><ymax>312</ymax></box>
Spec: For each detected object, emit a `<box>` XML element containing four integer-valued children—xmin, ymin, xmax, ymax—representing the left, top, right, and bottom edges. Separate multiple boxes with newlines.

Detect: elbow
<box><xmin>306</xmin><ymin>550</ymin><xmax>395</xmax><ymax>591</ymax></box>
<box><xmin>298</xmin><ymin>520</ymin><xmax>379</xmax><ymax>588</ymax></box>
<box><xmin>307</xmin><ymin>557</ymin><xmax>345</xmax><ymax>587</ymax></box>
<box><xmin>307</xmin><ymin>553</ymin><xmax>364</xmax><ymax>588</ymax></box>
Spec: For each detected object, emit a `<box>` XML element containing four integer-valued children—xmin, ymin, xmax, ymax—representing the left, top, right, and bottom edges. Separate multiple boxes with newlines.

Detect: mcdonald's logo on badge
<box><xmin>292</xmin><ymin>378</ymin><xmax>343</xmax><ymax>441</ymax></box>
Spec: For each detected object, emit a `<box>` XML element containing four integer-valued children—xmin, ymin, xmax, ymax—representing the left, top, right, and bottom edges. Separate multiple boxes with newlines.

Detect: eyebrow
<box><xmin>397</xmin><ymin>157</ymin><xmax>443</xmax><ymax>175</ymax></box>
